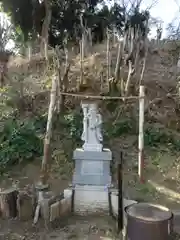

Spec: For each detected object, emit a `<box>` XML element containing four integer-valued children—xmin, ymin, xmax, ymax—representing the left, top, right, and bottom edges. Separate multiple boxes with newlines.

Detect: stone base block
<box><xmin>73</xmin><ymin>148</ymin><xmax>112</xmax><ymax>185</ymax></box>
<box><xmin>65</xmin><ymin>185</ymin><xmax>109</xmax><ymax>214</ymax></box>
<box><xmin>73</xmin><ymin>148</ymin><xmax>112</xmax><ymax>160</ymax></box>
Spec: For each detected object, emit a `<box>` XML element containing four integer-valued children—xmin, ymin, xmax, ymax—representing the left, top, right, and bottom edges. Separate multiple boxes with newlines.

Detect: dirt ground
<box><xmin>0</xmin><ymin>215</ymin><xmax>118</xmax><ymax>239</ymax></box>
<box><xmin>0</xmin><ymin>163</ymin><xmax>119</xmax><ymax>239</ymax></box>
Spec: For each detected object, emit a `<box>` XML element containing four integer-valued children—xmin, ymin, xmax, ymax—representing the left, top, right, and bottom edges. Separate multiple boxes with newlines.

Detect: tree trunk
<box><xmin>106</xmin><ymin>29</ymin><xmax>110</xmax><ymax>84</ymax></box>
<box><xmin>40</xmin><ymin>0</ymin><xmax>52</xmax><ymax>59</ymax></box>
<box><xmin>88</xmin><ymin>28</ymin><xmax>93</xmax><ymax>52</ymax></box>
<box><xmin>55</xmin><ymin>48</ymin><xmax>62</xmax><ymax>114</ymax></box>
<box><xmin>114</xmin><ymin>41</ymin><xmax>122</xmax><ymax>83</ymax></box>
<box><xmin>80</xmin><ymin>39</ymin><xmax>84</xmax><ymax>87</ymax></box>
<box><xmin>125</xmin><ymin>60</ymin><xmax>132</xmax><ymax>96</ymax></box>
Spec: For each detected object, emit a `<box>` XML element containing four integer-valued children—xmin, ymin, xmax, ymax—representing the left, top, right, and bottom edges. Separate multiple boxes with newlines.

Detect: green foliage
<box><xmin>1</xmin><ymin>0</ymin><xmax>34</xmax><ymax>42</ymax></box>
<box><xmin>59</xmin><ymin>111</ymin><xmax>82</xmax><ymax>143</ymax></box>
<box><xmin>33</xmin><ymin>114</ymin><xmax>48</xmax><ymax>133</ymax></box>
<box><xmin>52</xmin><ymin>148</ymin><xmax>73</xmax><ymax>179</ymax></box>
<box><xmin>126</xmin><ymin>8</ymin><xmax>149</xmax><ymax>37</ymax></box>
<box><xmin>144</xmin><ymin>126</ymin><xmax>180</xmax><ymax>151</ymax></box>
<box><xmin>58</xmin><ymin>111</ymin><xmax>137</xmax><ymax>144</ymax></box>
<box><xmin>104</xmin><ymin>118</ymin><xmax>136</xmax><ymax>139</ymax></box>
<box><xmin>0</xmin><ymin>0</ymin><xmax>149</xmax><ymax>48</ymax></box>
<box><xmin>106</xmin><ymin>99</ymin><xmax>119</xmax><ymax>112</ymax></box>
<box><xmin>0</xmin><ymin>118</ymin><xmax>43</xmax><ymax>173</ymax></box>
<box><xmin>144</xmin><ymin>127</ymin><xmax>170</xmax><ymax>147</ymax></box>
<box><xmin>59</xmin><ymin>112</ymin><xmax>136</xmax><ymax>144</ymax></box>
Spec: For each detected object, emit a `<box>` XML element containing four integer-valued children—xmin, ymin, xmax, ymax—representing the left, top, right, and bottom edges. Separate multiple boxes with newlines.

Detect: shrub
<box><xmin>0</xmin><ymin>118</ymin><xmax>43</xmax><ymax>173</ymax></box>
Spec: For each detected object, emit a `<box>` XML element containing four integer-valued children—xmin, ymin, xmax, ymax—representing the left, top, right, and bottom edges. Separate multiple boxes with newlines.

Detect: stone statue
<box><xmin>81</xmin><ymin>101</ymin><xmax>103</xmax><ymax>152</ymax></box>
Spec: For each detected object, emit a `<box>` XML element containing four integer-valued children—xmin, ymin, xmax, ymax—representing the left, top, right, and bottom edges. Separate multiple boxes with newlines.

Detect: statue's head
<box><xmin>89</xmin><ymin>103</ymin><xmax>98</xmax><ymax>111</ymax></box>
<box><xmin>81</xmin><ymin>100</ymin><xmax>98</xmax><ymax>111</ymax></box>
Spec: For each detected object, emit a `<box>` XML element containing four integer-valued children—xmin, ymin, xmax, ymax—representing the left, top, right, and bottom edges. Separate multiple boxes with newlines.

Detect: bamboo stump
<box><xmin>17</xmin><ymin>191</ymin><xmax>35</xmax><ymax>221</ymax></box>
<box><xmin>0</xmin><ymin>188</ymin><xmax>18</xmax><ymax>219</ymax></box>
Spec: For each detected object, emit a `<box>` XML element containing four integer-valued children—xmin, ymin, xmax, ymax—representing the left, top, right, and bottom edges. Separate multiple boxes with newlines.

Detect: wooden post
<box><xmin>40</xmin><ymin>74</ymin><xmax>57</xmax><ymax>185</ymax></box>
<box><xmin>117</xmin><ymin>151</ymin><xmax>123</xmax><ymax>234</ymax></box>
<box><xmin>138</xmin><ymin>85</ymin><xmax>145</xmax><ymax>183</ymax></box>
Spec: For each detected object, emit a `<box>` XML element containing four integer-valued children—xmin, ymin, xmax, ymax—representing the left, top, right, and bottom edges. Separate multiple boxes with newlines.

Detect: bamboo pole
<box><xmin>138</xmin><ymin>85</ymin><xmax>145</xmax><ymax>183</ymax></box>
<box><xmin>60</xmin><ymin>92</ymin><xmax>143</xmax><ymax>100</ymax></box>
<box><xmin>40</xmin><ymin>74</ymin><xmax>57</xmax><ymax>185</ymax></box>
<box><xmin>34</xmin><ymin>74</ymin><xmax>57</xmax><ymax>225</ymax></box>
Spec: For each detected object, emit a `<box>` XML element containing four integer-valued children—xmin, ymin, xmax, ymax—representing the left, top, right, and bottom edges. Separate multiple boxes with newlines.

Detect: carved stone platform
<box><xmin>72</xmin><ymin>148</ymin><xmax>112</xmax><ymax>185</ymax></box>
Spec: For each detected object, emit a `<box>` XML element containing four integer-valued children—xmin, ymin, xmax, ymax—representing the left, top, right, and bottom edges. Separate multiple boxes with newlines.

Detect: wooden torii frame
<box><xmin>33</xmin><ymin>72</ymin><xmax>145</xmax><ymax>223</ymax></box>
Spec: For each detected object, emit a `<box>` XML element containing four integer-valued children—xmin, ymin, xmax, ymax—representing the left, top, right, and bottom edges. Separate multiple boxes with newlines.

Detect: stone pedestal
<box><xmin>63</xmin><ymin>187</ymin><xmax>137</xmax><ymax>220</ymax></box>
<box><xmin>73</xmin><ymin>148</ymin><xmax>112</xmax><ymax>186</ymax></box>
<box><xmin>74</xmin><ymin>185</ymin><xmax>109</xmax><ymax>214</ymax></box>
<box><xmin>65</xmin><ymin>100</ymin><xmax>115</xmax><ymax>214</ymax></box>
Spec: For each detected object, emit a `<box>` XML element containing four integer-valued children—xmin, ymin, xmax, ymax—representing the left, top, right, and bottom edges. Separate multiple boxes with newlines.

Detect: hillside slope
<box><xmin>5</xmin><ymin>40</ymin><xmax>180</xmax><ymax>130</ymax></box>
